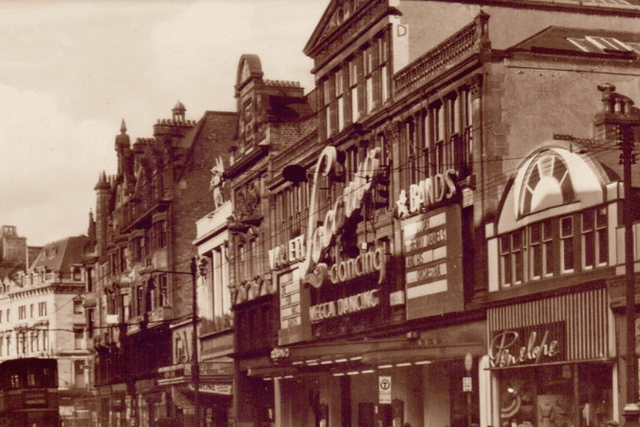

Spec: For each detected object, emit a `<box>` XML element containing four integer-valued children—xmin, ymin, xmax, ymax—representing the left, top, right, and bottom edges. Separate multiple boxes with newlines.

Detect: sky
<box><xmin>0</xmin><ymin>0</ymin><xmax>328</xmax><ymax>246</ymax></box>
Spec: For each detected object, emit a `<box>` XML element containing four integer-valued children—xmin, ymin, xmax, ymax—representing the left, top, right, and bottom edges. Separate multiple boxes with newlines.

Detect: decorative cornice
<box><xmin>394</xmin><ymin>13</ymin><xmax>490</xmax><ymax>98</ymax></box>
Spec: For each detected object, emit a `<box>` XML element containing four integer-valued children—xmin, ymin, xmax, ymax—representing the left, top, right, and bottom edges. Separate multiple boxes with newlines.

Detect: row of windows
<box><xmin>2</xmin><ymin>302</ymin><xmax>47</xmax><ymax>323</ymax></box>
<box><xmin>0</xmin><ymin>330</ymin><xmax>50</xmax><ymax>357</ymax></box>
<box><xmin>132</xmin><ymin>275</ymin><xmax>169</xmax><ymax>318</ymax></box>
<box><xmin>106</xmin><ymin>168</ymin><xmax>168</xmax><ymax>246</ymax></box>
<box><xmin>399</xmin><ymin>87</ymin><xmax>474</xmax><ymax>189</ymax></box>
<box><xmin>319</xmin><ymin>30</ymin><xmax>391</xmax><ymax>139</ymax></box>
<box><xmin>499</xmin><ymin>207</ymin><xmax>608</xmax><ymax>287</ymax></box>
<box><xmin>3</xmin><ymin>363</ymin><xmax>56</xmax><ymax>390</ymax></box>
<box><xmin>273</xmin><ymin>182</ymin><xmax>309</xmax><ymax>245</ymax></box>
<box><xmin>107</xmin><ymin>220</ymin><xmax>168</xmax><ymax>277</ymax></box>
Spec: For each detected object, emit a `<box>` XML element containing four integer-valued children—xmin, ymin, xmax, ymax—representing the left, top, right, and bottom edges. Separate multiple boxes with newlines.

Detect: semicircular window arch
<box><xmin>520</xmin><ymin>152</ymin><xmax>575</xmax><ymax>217</ymax></box>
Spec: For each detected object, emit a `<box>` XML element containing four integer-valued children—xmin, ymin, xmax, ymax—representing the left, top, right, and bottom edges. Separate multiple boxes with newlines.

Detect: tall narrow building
<box><xmin>88</xmin><ymin>104</ymin><xmax>236</xmax><ymax>427</ymax></box>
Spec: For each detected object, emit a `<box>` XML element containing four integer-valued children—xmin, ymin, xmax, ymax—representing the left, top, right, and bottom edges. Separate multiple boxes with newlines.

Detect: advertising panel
<box><xmin>402</xmin><ymin>204</ymin><xmax>463</xmax><ymax>319</ymax></box>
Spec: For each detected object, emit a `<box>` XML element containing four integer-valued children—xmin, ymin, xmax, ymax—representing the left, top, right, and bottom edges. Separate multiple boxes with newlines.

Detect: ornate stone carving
<box><xmin>209</xmin><ymin>156</ymin><xmax>226</xmax><ymax>209</ymax></box>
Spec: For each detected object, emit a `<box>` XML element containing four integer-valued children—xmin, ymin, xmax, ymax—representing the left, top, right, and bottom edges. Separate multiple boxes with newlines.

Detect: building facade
<box><xmin>0</xmin><ymin>228</ymin><xmax>94</xmax><ymax>427</ymax></box>
<box><xmin>87</xmin><ymin>105</ymin><xmax>236</xmax><ymax>427</ymax></box>
<box><xmin>224</xmin><ymin>54</ymin><xmax>316</xmax><ymax>427</ymax></box>
<box><xmin>228</xmin><ymin>1</ymin><xmax>640</xmax><ymax>427</ymax></box>
<box><xmin>190</xmin><ymin>163</ymin><xmax>235</xmax><ymax>427</ymax></box>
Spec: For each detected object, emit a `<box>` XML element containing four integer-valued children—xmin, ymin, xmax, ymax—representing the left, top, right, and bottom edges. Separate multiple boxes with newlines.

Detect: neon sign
<box><xmin>309</xmin><ymin>289</ymin><xmax>380</xmax><ymax>322</ymax></box>
<box><xmin>489</xmin><ymin>329</ymin><xmax>561</xmax><ymax>368</ymax></box>
<box><xmin>268</xmin><ymin>235</ymin><xmax>305</xmax><ymax>270</ymax></box>
<box><xmin>302</xmin><ymin>146</ymin><xmax>384</xmax><ymax>288</ymax></box>
<box><xmin>396</xmin><ymin>170</ymin><xmax>457</xmax><ymax>218</ymax></box>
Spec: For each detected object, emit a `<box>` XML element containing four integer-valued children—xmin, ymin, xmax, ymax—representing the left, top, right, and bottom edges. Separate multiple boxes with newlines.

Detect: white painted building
<box><xmin>0</xmin><ymin>233</ymin><xmax>94</xmax><ymax>427</ymax></box>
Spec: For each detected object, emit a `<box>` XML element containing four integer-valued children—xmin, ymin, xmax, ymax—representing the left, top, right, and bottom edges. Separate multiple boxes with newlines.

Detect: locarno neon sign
<box><xmin>302</xmin><ymin>146</ymin><xmax>385</xmax><ymax>288</ymax></box>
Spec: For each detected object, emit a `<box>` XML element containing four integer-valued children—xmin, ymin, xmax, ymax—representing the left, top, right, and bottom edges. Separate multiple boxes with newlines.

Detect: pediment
<box><xmin>304</xmin><ymin>0</ymin><xmax>382</xmax><ymax>57</ymax></box>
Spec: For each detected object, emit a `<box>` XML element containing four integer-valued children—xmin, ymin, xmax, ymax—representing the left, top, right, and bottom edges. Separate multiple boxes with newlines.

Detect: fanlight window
<box><xmin>521</xmin><ymin>153</ymin><xmax>575</xmax><ymax>216</ymax></box>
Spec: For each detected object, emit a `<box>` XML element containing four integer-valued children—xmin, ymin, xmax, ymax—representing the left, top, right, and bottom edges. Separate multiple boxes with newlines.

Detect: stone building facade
<box><xmin>0</xmin><ymin>227</ymin><xmax>94</xmax><ymax>427</ymax></box>
<box><xmin>87</xmin><ymin>104</ymin><xmax>236</xmax><ymax>427</ymax></box>
<box><xmin>227</xmin><ymin>1</ymin><xmax>640</xmax><ymax>427</ymax></box>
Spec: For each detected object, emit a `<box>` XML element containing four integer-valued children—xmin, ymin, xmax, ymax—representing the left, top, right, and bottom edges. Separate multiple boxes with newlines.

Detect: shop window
<box><xmin>498</xmin><ymin>364</ymin><xmax>612</xmax><ymax>427</ymax></box>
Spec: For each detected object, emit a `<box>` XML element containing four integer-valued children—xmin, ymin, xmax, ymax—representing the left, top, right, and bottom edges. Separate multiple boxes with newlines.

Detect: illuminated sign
<box><xmin>489</xmin><ymin>323</ymin><xmax>564</xmax><ymax>368</ymax></box>
<box><xmin>269</xmin><ymin>235</ymin><xmax>305</xmax><ymax>270</ymax></box>
<box><xmin>396</xmin><ymin>170</ymin><xmax>457</xmax><ymax>218</ymax></box>
<box><xmin>309</xmin><ymin>289</ymin><xmax>380</xmax><ymax>322</ymax></box>
<box><xmin>270</xmin><ymin>347</ymin><xmax>290</xmax><ymax>361</ymax></box>
<box><xmin>279</xmin><ymin>271</ymin><xmax>301</xmax><ymax>329</ymax></box>
<box><xmin>302</xmin><ymin>146</ymin><xmax>383</xmax><ymax>287</ymax></box>
<box><xmin>403</xmin><ymin>205</ymin><xmax>463</xmax><ymax>320</ymax></box>
<box><xmin>305</xmin><ymin>245</ymin><xmax>386</xmax><ymax>289</ymax></box>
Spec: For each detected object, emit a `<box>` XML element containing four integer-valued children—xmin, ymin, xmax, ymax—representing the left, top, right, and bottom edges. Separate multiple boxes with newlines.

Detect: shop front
<box><xmin>487</xmin><ymin>288</ymin><xmax>615</xmax><ymax>427</ymax></box>
<box><xmin>249</xmin><ymin>316</ymin><xmax>487</xmax><ymax>427</ymax></box>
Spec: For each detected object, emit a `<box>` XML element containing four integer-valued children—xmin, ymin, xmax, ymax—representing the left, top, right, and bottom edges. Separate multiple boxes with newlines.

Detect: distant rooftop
<box><xmin>508</xmin><ymin>26</ymin><xmax>640</xmax><ymax>58</ymax></box>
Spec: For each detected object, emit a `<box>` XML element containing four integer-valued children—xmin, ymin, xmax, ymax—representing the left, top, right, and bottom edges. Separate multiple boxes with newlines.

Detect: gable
<box><xmin>236</xmin><ymin>54</ymin><xmax>263</xmax><ymax>91</ymax></box>
<box><xmin>304</xmin><ymin>0</ymin><xmax>396</xmax><ymax>60</ymax></box>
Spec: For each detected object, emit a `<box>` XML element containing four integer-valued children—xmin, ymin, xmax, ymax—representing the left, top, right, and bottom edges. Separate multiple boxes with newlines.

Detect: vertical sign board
<box><xmin>279</xmin><ymin>270</ymin><xmax>300</xmax><ymax>329</ymax></box>
<box><xmin>379</xmin><ymin>376</ymin><xmax>392</xmax><ymax>404</ymax></box>
<box><xmin>278</xmin><ymin>268</ymin><xmax>311</xmax><ymax>345</ymax></box>
<box><xmin>403</xmin><ymin>204</ymin><xmax>463</xmax><ymax>319</ymax></box>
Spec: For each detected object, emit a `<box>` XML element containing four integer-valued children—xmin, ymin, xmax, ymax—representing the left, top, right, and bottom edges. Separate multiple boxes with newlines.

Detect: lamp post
<box><xmin>150</xmin><ymin>256</ymin><xmax>207</xmax><ymax>427</ymax></box>
<box><xmin>597</xmin><ymin>83</ymin><xmax>640</xmax><ymax>427</ymax></box>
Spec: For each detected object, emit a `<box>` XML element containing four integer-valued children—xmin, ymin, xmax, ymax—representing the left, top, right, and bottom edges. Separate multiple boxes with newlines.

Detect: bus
<box><xmin>0</xmin><ymin>358</ymin><xmax>59</xmax><ymax>427</ymax></box>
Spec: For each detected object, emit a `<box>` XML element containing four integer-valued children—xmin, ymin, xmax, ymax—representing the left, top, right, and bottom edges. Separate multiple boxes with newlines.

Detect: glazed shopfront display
<box><xmin>488</xmin><ymin>288</ymin><xmax>614</xmax><ymax>427</ymax></box>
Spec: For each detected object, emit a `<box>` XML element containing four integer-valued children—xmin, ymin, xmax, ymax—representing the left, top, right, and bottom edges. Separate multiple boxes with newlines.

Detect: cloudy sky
<box><xmin>0</xmin><ymin>0</ymin><xmax>327</xmax><ymax>246</ymax></box>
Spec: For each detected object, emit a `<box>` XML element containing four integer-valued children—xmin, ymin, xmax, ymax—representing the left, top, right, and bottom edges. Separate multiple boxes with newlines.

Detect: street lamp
<box><xmin>596</xmin><ymin>84</ymin><xmax>640</xmax><ymax>427</ymax></box>
<box><xmin>149</xmin><ymin>256</ymin><xmax>207</xmax><ymax>427</ymax></box>
<box><xmin>191</xmin><ymin>256</ymin><xmax>208</xmax><ymax>427</ymax></box>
